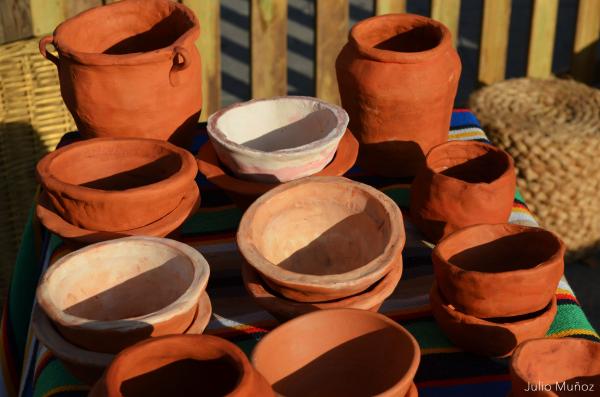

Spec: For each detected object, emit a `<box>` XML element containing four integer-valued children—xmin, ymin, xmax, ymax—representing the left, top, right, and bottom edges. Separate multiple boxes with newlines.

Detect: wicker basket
<box><xmin>470</xmin><ymin>77</ymin><xmax>600</xmax><ymax>261</ymax></box>
<box><xmin>0</xmin><ymin>37</ymin><xmax>76</xmax><ymax>299</ymax></box>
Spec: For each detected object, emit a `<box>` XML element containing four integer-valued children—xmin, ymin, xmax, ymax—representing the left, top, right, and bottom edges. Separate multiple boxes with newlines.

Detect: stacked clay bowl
<box><xmin>33</xmin><ymin>237</ymin><xmax>212</xmax><ymax>384</ymax></box>
<box><xmin>238</xmin><ymin>176</ymin><xmax>405</xmax><ymax>321</ymax></box>
<box><xmin>36</xmin><ymin>137</ymin><xmax>199</xmax><ymax>245</ymax></box>
<box><xmin>430</xmin><ymin>223</ymin><xmax>565</xmax><ymax>357</ymax></box>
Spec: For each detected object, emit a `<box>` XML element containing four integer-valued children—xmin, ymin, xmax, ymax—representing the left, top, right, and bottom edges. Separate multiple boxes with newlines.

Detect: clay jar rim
<box><xmin>50</xmin><ymin>0</ymin><xmax>199</xmax><ymax>66</ymax></box>
<box><xmin>237</xmin><ymin>176</ymin><xmax>405</xmax><ymax>291</ymax></box>
<box><xmin>349</xmin><ymin>13</ymin><xmax>453</xmax><ymax>64</ymax></box>
<box><xmin>36</xmin><ymin>236</ymin><xmax>209</xmax><ymax>333</ymax></box>
<box><xmin>207</xmin><ymin>96</ymin><xmax>349</xmax><ymax>160</ymax></box>
<box><xmin>104</xmin><ymin>334</ymin><xmax>255</xmax><ymax>397</ymax></box>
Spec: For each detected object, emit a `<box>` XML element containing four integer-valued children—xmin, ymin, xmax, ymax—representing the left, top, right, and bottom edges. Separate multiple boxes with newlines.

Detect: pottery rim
<box><xmin>207</xmin><ymin>96</ymin><xmax>349</xmax><ymax>160</ymax></box>
<box><xmin>237</xmin><ymin>176</ymin><xmax>405</xmax><ymax>292</ymax></box>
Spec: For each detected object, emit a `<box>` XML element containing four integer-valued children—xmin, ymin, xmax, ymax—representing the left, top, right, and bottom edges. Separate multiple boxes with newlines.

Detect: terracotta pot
<box><xmin>91</xmin><ymin>334</ymin><xmax>274</xmax><ymax>397</ymax></box>
<box><xmin>410</xmin><ymin>141</ymin><xmax>516</xmax><ymax>242</ymax></box>
<box><xmin>252</xmin><ymin>308</ymin><xmax>420</xmax><ymax>397</ymax></box>
<box><xmin>197</xmin><ymin>129</ymin><xmax>359</xmax><ymax>208</ymax></box>
<box><xmin>36</xmin><ymin>184</ymin><xmax>199</xmax><ymax>245</ymax></box>
<box><xmin>38</xmin><ymin>0</ymin><xmax>202</xmax><ymax>147</ymax></box>
<box><xmin>37</xmin><ymin>137</ymin><xmax>197</xmax><ymax>232</ymax></box>
<box><xmin>336</xmin><ymin>13</ymin><xmax>461</xmax><ymax>177</ymax></box>
<box><xmin>433</xmin><ymin>223</ymin><xmax>565</xmax><ymax>318</ymax></box>
<box><xmin>406</xmin><ymin>383</ymin><xmax>418</xmax><ymax>397</ymax></box>
<box><xmin>510</xmin><ymin>337</ymin><xmax>600</xmax><ymax>397</ymax></box>
<box><xmin>36</xmin><ymin>237</ymin><xmax>210</xmax><ymax>354</ymax></box>
<box><xmin>242</xmin><ymin>258</ymin><xmax>402</xmax><ymax>322</ymax></box>
<box><xmin>237</xmin><ymin>176</ymin><xmax>405</xmax><ymax>302</ymax></box>
<box><xmin>429</xmin><ymin>283</ymin><xmax>557</xmax><ymax>358</ymax></box>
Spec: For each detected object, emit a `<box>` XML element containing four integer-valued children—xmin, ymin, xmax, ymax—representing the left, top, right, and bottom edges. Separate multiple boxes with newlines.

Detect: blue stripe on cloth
<box><xmin>420</xmin><ymin>380</ymin><xmax>511</xmax><ymax>397</ymax></box>
<box><xmin>450</xmin><ymin>111</ymin><xmax>481</xmax><ymax>129</ymax></box>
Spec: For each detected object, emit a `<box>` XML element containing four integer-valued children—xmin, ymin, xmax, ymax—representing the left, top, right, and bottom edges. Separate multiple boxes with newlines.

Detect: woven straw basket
<box><xmin>470</xmin><ymin>78</ymin><xmax>600</xmax><ymax>261</ymax></box>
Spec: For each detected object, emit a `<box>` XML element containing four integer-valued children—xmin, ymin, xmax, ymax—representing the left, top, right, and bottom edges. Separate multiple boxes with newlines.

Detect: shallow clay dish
<box><xmin>207</xmin><ymin>96</ymin><xmax>349</xmax><ymax>183</ymax></box>
<box><xmin>237</xmin><ymin>176</ymin><xmax>405</xmax><ymax>302</ymax></box>
<box><xmin>36</xmin><ymin>237</ymin><xmax>210</xmax><ymax>354</ymax></box>
<box><xmin>410</xmin><ymin>141</ymin><xmax>516</xmax><ymax>242</ymax></box>
<box><xmin>197</xmin><ymin>128</ymin><xmax>359</xmax><ymax>208</ymax></box>
<box><xmin>242</xmin><ymin>258</ymin><xmax>402</xmax><ymax>322</ymax></box>
<box><xmin>252</xmin><ymin>308</ymin><xmax>420</xmax><ymax>397</ymax></box>
<box><xmin>36</xmin><ymin>184</ymin><xmax>199</xmax><ymax>245</ymax></box>
<box><xmin>36</xmin><ymin>137</ymin><xmax>197</xmax><ymax>232</ymax></box>
<box><xmin>429</xmin><ymin>283</ymin><xmax>557</xmax><ymax>358</ymax></box>
<box><xmin>433</xmin><ymin>223</ymin><xmax>565</xmax><ymax>318</ymax></box>
<box><xmin>510</xmin><ymin>337</ymin><xmax>600</xmax><ymax>397</ymax></box>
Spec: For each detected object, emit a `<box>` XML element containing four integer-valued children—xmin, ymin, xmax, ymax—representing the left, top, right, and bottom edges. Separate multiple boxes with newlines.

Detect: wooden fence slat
<box><xmin>431</xmin><ymin>0</ymin><xmax>461</xmax><ymax>47</ymax></box>
<box><xmin>184</xmin><ymin>0</ymin><xmax>221</xmax><ymax>120</ymax></box>
<box><xmin>30</xmin><ymin>0</ymin><xmax>65</xmax><ymax>36</ymax></box>
<box><xmin>0</xmin><ymin>0</ymin><xmax>33</xmax><ymax>43</ymax></box>
<box><xmin>315</xmin><ymin>0</ymin><xmax>348</xmax><ymax>104</ymax></box>
<box><xmin>526</xmin><ymin>0</ymin><xmax>558</xmax><ymax>78</ymax></box>
<box><xmin>251</xmin><ymin>0</ymin><xmax>287</xmax><ymax>99</ymax></box>
<box><xmin>571</xmin><ymin>0</ymin><xmax>600</xmax><ymax>83</ymax></box>
<box><xmin>478</xmin><ymin>0</ymin><xmax>511</xmax><ymax>85</ymax></box>
<box><xmin>63</xmin><ymin>0</ymin><xmax>102</xmax><ymax>18</ymax></box>
<box><xmin>375</xmin><ymin>0</ymin><xmax>405</xmax><ymax>15</ymax></box>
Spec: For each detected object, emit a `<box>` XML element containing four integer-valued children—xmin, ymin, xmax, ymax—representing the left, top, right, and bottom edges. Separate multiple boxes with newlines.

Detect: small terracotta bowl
<box><xmin>36</xmin><ymin>236</ymin><xmax>210</xmax><ymax>354</ymax></box>
<box><xmin>36</xmin><ymin>137</ymin><xmax>197</xmax><ymax>232</ymax></box>
<box><xmin>510</xmin><ymin>337</ymin><xmax>600</xmax><ymax>397</ymax></box>
<box><xmin>242</xmin><ymin>258</ymin><xmax>402</xmax><ymax>322</ymax></box>
<box><xmin>207</xmin><ymin>96</ymin><xmax>349</xmax><ymax>183</ymax></box>
<box><xmin>429</xmin><ymin>283</ymin><xmax>557</xmax><ymax>358</ymax></box>
<box><xmin>90</xmin><ymin>334</ymin><xmax>274</xmax><ymax>397</ymax></box>
<box><xmin>237</xmin><ymin>176</ymin><xmax>405</xmax><ymax>302</ymax></box>
<box><xmin>197</xmin><ymin>128</ymin><xmax>359</xmax><ymax>208</ymax></box>
<box><xmin>433</xmin><ymin>223</ymin><xmax>565</xmax><ymax>318</ymax></box>
<box><xmin>410</xmin><ymin>141</ymin><xmax>516</xmax><ymax>242</ymax></box>
<box><xmin>252</xmin><ymin>308</ymin><xmax>420</xmax><ymax>397</ymax></box>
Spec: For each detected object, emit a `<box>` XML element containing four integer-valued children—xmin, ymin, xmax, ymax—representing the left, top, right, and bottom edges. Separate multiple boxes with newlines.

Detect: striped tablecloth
<box><xmin>1</xmin><ymin>110</ymin><xmax>597</xmax><ymax>397</ymax></box>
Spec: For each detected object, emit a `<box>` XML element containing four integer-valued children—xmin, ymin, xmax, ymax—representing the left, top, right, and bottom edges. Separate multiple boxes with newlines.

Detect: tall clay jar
<box><xmin>38</xmin><ymin>0</ymin><xmax>202</xmax><ymax>147</ymax></box>
<box><xmin>336</xmin><ymin>14</ymin><xmax>461</xmax><ymax>177</ymax></box>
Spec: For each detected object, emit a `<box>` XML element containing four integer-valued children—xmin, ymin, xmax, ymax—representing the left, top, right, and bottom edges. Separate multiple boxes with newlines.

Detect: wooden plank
<box><xmin>526</xmin><ymin>0</ymin><xmax>558</xmax><ymax>78</ymax></box>
<box><xmin>478</xmin><ymin>0</ymin><xmax>511</xmax><ymax>85</ymax></box>
<box><xmin>30</xmin><ymin>0</ymin><xmax>66</xmax><ymax>36</ymax></box>
<box><xmin>184</xmin><ymin>0</ymin><xmax>221</xmax><ymax>120</ymax></box>
<box><xmin>0</xmin><ymin>0</ymin><xmax>33</xmax><ymax>43</ymax></box>
<box><xmin>63</xmin><ymin>0</ymin><xmax>102</xmax><ymax>18</ymax></box>
<box><xmin>431</xmin><ymin>0</ymin><xmax>461</xmax><ymax>47</ymax></box>
<box><xmin>571</xmin><ymin>0</ymin><xmax>600</xmax><ymax>83</ymax></box>
<box><xmin>250</xmin><ymin>0</ymin><xmax>287</xmax><ymax>99</ymax></box>
<box><xmin>375</xmin><ymin>0</ymin><xmax>405</xmax><ymax>15</ymax></box>
<box><xmin>315</xmin><ymin>0</ymin><xmax>348</xmax><ymax>104</ymax></box>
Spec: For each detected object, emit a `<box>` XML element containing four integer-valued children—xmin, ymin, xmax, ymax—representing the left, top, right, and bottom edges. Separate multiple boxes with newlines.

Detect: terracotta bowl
<box><xmin>252</xmin><ymin>308</ymin><xmax>420</xmax><ymax>397</ymax></box>
<box><xmin>207</xmin><ymin>96</ymin><xmax>349</xmax><ymax>183</ymax></box>
<box><xmin>36</xmin><ymin>137</ymin><xmax>197</xmax><ymax>232</ymax></box>
<box><xmin>32</xmin><ymin>293</ymin><xmax>212</xmax><ymax>385</ymax></box>
<box><xmin>410</xmin><ymin>141</ymin><xmax>516</xmax><ymax>242</ymax></box>
<box><xmin>429</xmin><ymin>283</ymin><xmax>557</xmax><ymax>358</ymax></box>
<box><xmin>237</xmin><ymin>176</ymin><xmax>405</xmax><ymax>302</ymax></box>
<box><xmin>242</xmin><ymin>258</ymin><xmax>402</xmax><ymax>322</ymax></box>
<box><xmin>90</xmin><ymin>334</ymin><xmax>274</xmax><ymax>397</ymax></box>
<box><xmin>433</xmin><ymin>223</ymin><xmax>565</xmax><ymax>318</ymax></box>
<box><xmin>36</xmin><ymin>237</ymin><xmax>210</xmax><ymax>354</ymax></box>
<box><xmin>510</xmin><ymin>337</ymin><xmax>600</xmax><ymax>397</ymax></box>
<box><xmin>197</xmin><ymin>128</ymin><xmax>359</xmax><ymax>209</ymax></box>
<box><xmin>406</xmin><ymin>383</ymin><xmax>418</xmax><ymax>397</ymax></box>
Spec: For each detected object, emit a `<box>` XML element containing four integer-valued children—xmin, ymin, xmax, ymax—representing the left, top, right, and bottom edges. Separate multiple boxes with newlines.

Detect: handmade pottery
<box><xmin>242</xmin><ymin>258</ymin><xmax>402</xmax><ymax>322</ymax></box>
<box><xmin>252</xmin><ymin>308</ymin><xmax>420</xmax><ymax>397</ymax></box>
<box><xmin>429</xmin><ymin>283</ymin><xmax>557</xmax><ymax>358</ymax></box>
<box><xmin>91</xmin><ymin>334</ymin><xmax>274</xmax><ymax>397</ymax></box>
<box><xmin>406</xmin><ymin>383</ymin><xmax>418</xmax><ymax>397</ymax></box>
<box><xmin>207</xmin><ymin>96</ymin><xmax>349</xmax><ymax>183</ymax></box>
<box><xmin>510</xmin><ymin>337</ymin><xmax>600</xmax><ymax>397</ymax></box>
<box><xmin>36</xmin><ymin>237</ymin><xmax>210</xmax><ymax>354</ymax></box>
<box><xmin>237</xmin><ymin>176</ymin><xmax>405</xmax><ymax>302</ymax></box>
<box><xmin>38</xmin><ymin>0</ymin><xmax>202</xmax><ymax>147</ymax></box>
<box><xmin>336</xmin><ymin>13</ymin><xmax>461</xmax><ymax>177</ymax></box>
<box><xmin>410</xmin><ymin>141</ymin><xmax>516</xmax><ymax>242</ymax></box>
<box><xmin>197</xmin><ymin>129</ymin><xmax>359</xmax><ymax>208</ymax></box>
<box><xmin>433</xmin><ymin>223</ymin><xmax>565</xmax><ymax>318</ymax></box>
<box><xmin>37</xmin><ymin>137</ymin><xmax>197</xmax><ymax>232</ymax></box>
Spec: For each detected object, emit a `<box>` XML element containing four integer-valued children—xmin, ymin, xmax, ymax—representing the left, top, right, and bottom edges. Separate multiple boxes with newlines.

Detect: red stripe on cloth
<box><xmin>452</xmin><ymin>108</ymin><xmax>471</xmax><ymax>113</ymax></box>
<box><xmin>0</xmin><ymin>305</ymin><xmax>19</xmax><ymax>397</ymax></box>
<box><xmin>33</xmin><ymin>351</ymin><xmax>53</xmax><ymax>384</ymax></box>
<box><xmin>417</xmin><ymin>373</ymin><xmax>511</xmax><ymax>388</ymax></box>
<box><xmin>556</xmin><ymin>294</ymin><xmax>579</xmax><ymax>304</ymax></box>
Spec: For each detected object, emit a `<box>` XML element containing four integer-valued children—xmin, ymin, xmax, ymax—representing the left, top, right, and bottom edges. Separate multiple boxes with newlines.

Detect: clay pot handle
<box><xmin>39</xmin><ymin>35</ymin><xmax>59</xmax><ymax>67</ymax></box>
<box><xmin>169</xmin><ymin>46</ymin><xmax>190</xmax><ymax>86</ymax></box>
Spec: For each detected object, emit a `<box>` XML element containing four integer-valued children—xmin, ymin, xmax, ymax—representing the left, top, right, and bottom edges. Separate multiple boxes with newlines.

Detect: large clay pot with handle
<box><xmin>336</xmin><ymin>13</ymin><xmax>461</xmax><ymax>177</ymax></box>
<box><xmin>38</xmin><ymin>0</ymin><xmax>202</xmax><ymax>147</ymax></box>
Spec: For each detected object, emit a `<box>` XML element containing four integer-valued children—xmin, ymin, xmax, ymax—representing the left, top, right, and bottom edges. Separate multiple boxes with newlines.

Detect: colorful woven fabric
<box><xmin>2</xmin><ymin>110</ymin><xmax>597</xmax><ymax>397</ymax></box>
